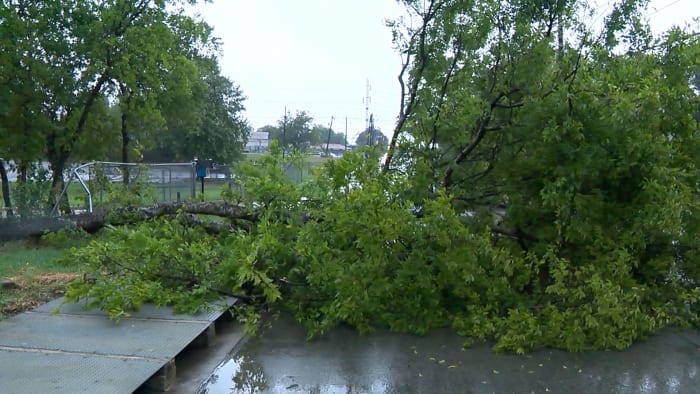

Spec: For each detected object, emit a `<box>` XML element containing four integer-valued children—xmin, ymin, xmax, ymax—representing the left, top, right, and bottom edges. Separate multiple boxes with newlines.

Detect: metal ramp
<box><xmin>0</xmin><ymin>297</ymin><xmax>236</xmax><ymax>393</ymax></box>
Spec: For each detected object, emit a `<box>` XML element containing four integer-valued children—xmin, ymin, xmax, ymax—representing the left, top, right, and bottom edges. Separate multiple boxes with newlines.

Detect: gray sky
<box><xmin>191</xmin><ymin>0</ymin><xmax>699</xmax><ymax>143</ymax></box>
<box><xmin>192</xmin><ymin>0</ymin><xmax>404</xmax><ymax>142</ymax></box>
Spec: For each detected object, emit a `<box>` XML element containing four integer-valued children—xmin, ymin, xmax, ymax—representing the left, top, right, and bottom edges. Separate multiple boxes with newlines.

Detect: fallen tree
<box><xmin>0</xmin><ymin>217</ymin><xmax>75</xmax><ymax>243</ymax></box>
<box><xmin>74</xmin><ymin>201</ymin><xmax>258</xmax><ymax>234</ymax></box>
<box><xmin>57</xmin><ymin>147</ymin><xmax>700</xmax><ymax>353</ymax></box>
<box><xmin>0</xmin><ymin>201</ymin><xmax>257</xmax><ymax>243</ymax></box>
<box><xmin>56</xmin><ymin>0</ymin><xmax>700</xmax><ymax>352</ymax></box>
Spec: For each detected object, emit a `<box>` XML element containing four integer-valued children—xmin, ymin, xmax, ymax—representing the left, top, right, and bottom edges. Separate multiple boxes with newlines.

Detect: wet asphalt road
<box><xmin>197</xmin><ymin>314</ymin><xmax>700</xmax><ymax>394</ymax></box>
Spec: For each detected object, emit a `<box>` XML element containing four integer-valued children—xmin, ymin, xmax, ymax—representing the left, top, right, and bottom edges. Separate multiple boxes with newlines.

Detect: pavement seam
<box><xmin>0</xmin><ymin>344</ymin><xmax>171</xmax><ymax>362</ymax></box>
<box><xmin>26</xmin><ymin>310</ymin><xmax>214</xmax><ymax>324</ymax></box>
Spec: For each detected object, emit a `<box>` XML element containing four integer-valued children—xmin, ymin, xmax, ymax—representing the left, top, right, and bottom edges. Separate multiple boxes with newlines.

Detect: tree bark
<box><xmin>0</xmin><ymin>159</ymin><xmax>14</xmax><ymax>217</ymax></box>
<box><xmin>46</xmin><ymin>73</ymin><xmax>109</xmax><ymax>212</ymax></box>
<box><xmin>383</xmin><ymin>1</ymin><xmax>443</xmax><ymax>173</ymax></box>
<box><xmin>121</xmin><ymin>109</ymin><xmax>130</xmax><ymax>185</ymax></box>
<box><xmin>75</xmin><ymin>201</ymin><xmax>257</xmax><ymax>232</ymax></box>
<box><xmin>0</xmin><ymin>216</ymin><xmax>74</xmax><ymax>242</ymax></box>
<box><xmin>47</xmin><ymin>150</ymin><xmax>71</xmax><ymax>214</ymax></box>
<box><xmin>120</xmin><ymin>84</ymin><xmax>131</xmax><ymax>185</ymax></box>
<box><xmin>0</xmin><ymin>201</ymin><xmax>257</xmax><ymax>242</ymax></box>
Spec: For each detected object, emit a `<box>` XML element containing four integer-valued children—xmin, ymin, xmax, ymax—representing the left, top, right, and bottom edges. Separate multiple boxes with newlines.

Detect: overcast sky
<box><xmin>190</xmin><ymin>0</ymin><xmax>699</xmax><ymax>143</ymax></box>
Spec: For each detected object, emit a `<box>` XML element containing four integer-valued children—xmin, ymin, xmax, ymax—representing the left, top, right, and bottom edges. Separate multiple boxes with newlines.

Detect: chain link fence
<box><xmin>52</xmin><ymin>161</ymin><xmax>240</xmax><ymax>215</ymax></box>
<box><xmin>0</xmin><ymin>161</ymin><xmax>240</xmax><ymax>242</ymax></box>
<box><xmin>0</xmin><ymin>157</ymin><xmax>320</xmax><ymax>241</ymax></box>
<box><xmin>1</xmin><ymin>158</ymin><xmax>319</xmax><ymax>218</ymax></box>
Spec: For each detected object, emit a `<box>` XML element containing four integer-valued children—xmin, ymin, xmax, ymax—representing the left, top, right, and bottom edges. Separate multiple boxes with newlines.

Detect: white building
<box><xmin>317</xmin><ymin>143</ymin><xmax>348</xmax><ymax>157</ymax></box>
<box><xmin>245</xmin><ymin>131</ymin><xmax>269</xmax><ymax>153</ymax></box>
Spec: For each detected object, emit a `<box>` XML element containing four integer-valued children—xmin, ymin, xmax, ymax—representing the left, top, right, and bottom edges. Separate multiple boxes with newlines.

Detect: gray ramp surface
<box><xmin>0</xmin><ymin>349</ymin><xmax>161</xmax><ymax>394</ymax></box>
<box><xmin>0</xmin><ymin>296</ymin><xmax>236</xmax><ymax>394</ymax></box>
<box><xmin>34</xmin><ymin>298</ymin><xmax>230</xmax><ymax>322</ymax></box>
<box><xmin>0</xmin><ymin>313</ymin><xmax>206</xmax><ymax>358</ymax></box>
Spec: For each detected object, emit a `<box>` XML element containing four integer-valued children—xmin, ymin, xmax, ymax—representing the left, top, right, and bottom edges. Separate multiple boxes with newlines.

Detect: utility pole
<box><xmin>344</xmin><ymin>116</ymin><xmax>348</xmax><ymax>152</ymax></box>
<box><xmin>325</xmin><ymin>116</ymin><xmax>334</xmax><ymax>156</ymax></box>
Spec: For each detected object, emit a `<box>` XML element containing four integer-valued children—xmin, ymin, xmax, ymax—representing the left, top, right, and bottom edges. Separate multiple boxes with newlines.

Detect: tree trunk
<box><xmin>49</xmin><ymin>156</ymin><xmax>70</xmax><ymax>215</ymax></box>
<box><xmin>18</xmin><ymin>161</ymin><xmax>27</xmax><ymax>184</ymax></box>
<box><xmin>0</xmin><ymin>201</ymin><xmax>257</xmax><ymax>241</ymax></box>
<box><xmin>16</xmin><ymin>160</ymin><xmax>28</xmax><ymax>217</ymax></box>
<box><xmin>121</xmin><ymin>110</ymin><xmax>130</xmax><ymax>185</ymax></box>
<box><xmin>45</xmin><ymin>73</ymin><xmax>109</xmax><ymax>213</ymax></box>
<box><xmin>0</xmin><ymin>159</ymin><xmax>14</xmax><ymax>217</ymax></box>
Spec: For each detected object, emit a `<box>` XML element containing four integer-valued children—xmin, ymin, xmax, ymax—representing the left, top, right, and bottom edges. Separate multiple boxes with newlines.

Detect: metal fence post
<box><xmin>191</xmin><ymin>162</ymin><xmax>196</xmax><ymax>199</ymax></box>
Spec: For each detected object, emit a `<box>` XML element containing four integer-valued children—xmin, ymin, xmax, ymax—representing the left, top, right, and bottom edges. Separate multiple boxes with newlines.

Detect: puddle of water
<box><xmin>197</xmin><ymin>354</ymin><xmax>269</xmax><ymax>393</ymax></box>
<box><xmin>198</xmin><ymin>314</ymin><xmax>700</xmax><ymax>394</ymax></box>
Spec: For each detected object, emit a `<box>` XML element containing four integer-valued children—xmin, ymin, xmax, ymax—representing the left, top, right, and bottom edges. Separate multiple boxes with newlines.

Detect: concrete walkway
<box><xmin>0</xmin><ymin>297</ymin><xmax>236</xmax><ymax>394</ymax></box>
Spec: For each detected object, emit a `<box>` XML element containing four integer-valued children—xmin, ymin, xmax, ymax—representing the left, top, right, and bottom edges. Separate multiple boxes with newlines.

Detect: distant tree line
<box><xmin>256</xmin><ymin>111</ymin><xmax>388</xmax><ymax>152</ymax></box>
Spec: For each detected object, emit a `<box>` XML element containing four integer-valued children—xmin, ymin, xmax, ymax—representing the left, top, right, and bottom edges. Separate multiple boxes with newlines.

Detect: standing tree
<box><xmin>0</xmin><ymin>0</ymin><xmax>248</xmax><ymax>210</ymax></box>
<box><xmin>265</xmin><ymin>111</ymin><xmax>318</xmax><ymax>152</ymax></box>
<box><xmin>355</xmin><ymin>127</ymin><xmax>388</xmax><ymax>148</ymax></box>
<box><xmin>174</xmin><ymin>58</ymin><xmax>249</xmax><ymax>163</ymax></box>
<box><xmin>41</xmin><ymin>0</ymin><xmax>151</xmax><ymax>209</ymax></box>
<box><xmin>0</xmin><ymin>160</ymin><xmax>12</xmax><ymax>217</ymax></box>
<box><xmin>0</xmin><ymin>1</ymin><xmax>55</xmax><ymax>186</ymax></box>
<box><xmin>0</xmin><ymin>4</ymin><xmax>14</xmax><ymax>215</ymax></box>
<box><xmin>311</xmin><ymin>123</ymin><xmax>346</xmax><ymax>150</ymax></box>
<box><xmin>148</xmin><ymin>12</ymin><xmax>249</xmax><ymax>164</ymax></box>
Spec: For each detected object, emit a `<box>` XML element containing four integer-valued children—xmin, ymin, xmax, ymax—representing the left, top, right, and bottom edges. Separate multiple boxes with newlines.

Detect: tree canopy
<box><xmin>0</xmin><ymin>0</ymin><xmax>248</xmax><ymax>210</ymax></box>
<box><xmin>355</xmin><ymin>127</ymin><xmax>388</xmax><ymax>148</ymax></box>
<box><xmin>55</xmin><ymin>0</ymin><xmax>700</xmax><ymax>353</ymax></box>
<box><xmin>258</xmin><ymin>111</ymin><xmax>347</xmax><ymax>152</ymax></box>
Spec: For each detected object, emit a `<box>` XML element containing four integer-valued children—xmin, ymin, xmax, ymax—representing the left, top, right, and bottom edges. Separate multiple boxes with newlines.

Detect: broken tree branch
<box><xmin>0</xmin><ymin>201</ymin><xmax>258</xmax><ymax>241</ymax></box>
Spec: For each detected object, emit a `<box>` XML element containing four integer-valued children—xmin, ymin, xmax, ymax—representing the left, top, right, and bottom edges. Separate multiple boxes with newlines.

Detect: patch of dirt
<box><xmin>0</xmin><ymin>272</ymin><xmax>79</xmax><ymax>318</ymax></box>
<box><xmin>32</xmin><ymin>272</ymin><xmax>80</xmax><ymax>285</ymax></box>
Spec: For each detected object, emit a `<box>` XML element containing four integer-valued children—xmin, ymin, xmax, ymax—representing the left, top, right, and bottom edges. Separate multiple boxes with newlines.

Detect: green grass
<box><xmin>0</xmin><ymin>240</ymin><xmax>80</xmax><ymax>319</ymax></box>
<box><xmin>63</xmin><ymin>180</ymin><xmax>233</xmax><ymax>208</ymax></box>
<box><xmin>0</xmin><ymin>241</ymin><xmax>72</xmax><ymax>278</ymax></box>
<box><xmin>243</xmin><ymin>153</ymin><xmax>331</xmax><ymax>185</ymax></box>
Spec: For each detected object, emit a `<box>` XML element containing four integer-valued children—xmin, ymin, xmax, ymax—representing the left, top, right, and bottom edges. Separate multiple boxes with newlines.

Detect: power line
<box><xmin>649</xmin><ymin>0</ymin><xmax>684</xmax><ymax>16</ymax></box>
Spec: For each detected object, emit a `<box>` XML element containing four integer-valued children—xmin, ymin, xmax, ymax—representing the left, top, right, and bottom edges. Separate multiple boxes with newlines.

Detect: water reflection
<box><xmin>198</xmin><ymin>314</ymin><xmax>700</xmax><ymax>394</ymax></box>
<box><xmin>197</xmin><ymin>354</ymin><xmax>268</xmax><ymax>394</ymax></box>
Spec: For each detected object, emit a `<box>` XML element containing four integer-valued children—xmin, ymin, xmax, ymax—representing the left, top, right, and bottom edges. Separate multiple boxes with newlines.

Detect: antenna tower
<box><xmin>363</xmin><ymin>80</ymin><xmax>371</xmax><ymax>131</ymax></box>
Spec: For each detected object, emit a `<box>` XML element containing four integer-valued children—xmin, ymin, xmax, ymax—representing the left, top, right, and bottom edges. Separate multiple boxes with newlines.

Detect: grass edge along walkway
<box><xmin>0</xmin><ymin>240</ymin><xmax>79</xmax><ymax>320</ymax></box>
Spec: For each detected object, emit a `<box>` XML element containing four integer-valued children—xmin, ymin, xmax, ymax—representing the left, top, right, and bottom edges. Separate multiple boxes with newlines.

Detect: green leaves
<box><xmin>62</xmin><ymin>216</ymin><xmax>227</xmax><ymax>319</ymax></box>
<box><xmin>59</xmin><ymin>0</ymin><xmax>700</xmax><ymax>354</ymax></box>
<box><xmin>1</xmin><ymin>0</ymin><xmax>246</xmax><ymax>212</ymax></box>
<box><xmin>384</xmin><ymin>0</ymin><xmax>700</xmax><ymax>350</ymax></box>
